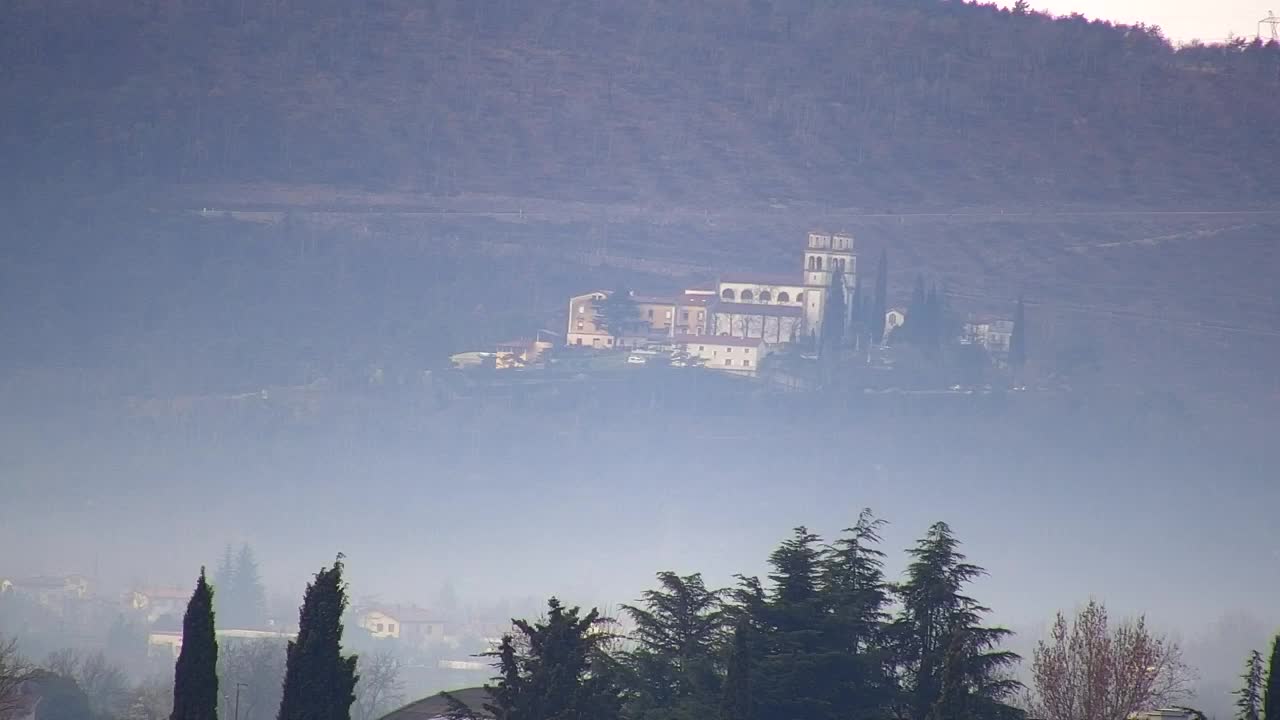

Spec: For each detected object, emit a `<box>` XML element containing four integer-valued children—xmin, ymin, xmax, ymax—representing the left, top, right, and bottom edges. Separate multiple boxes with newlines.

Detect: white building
<box><xmin>962</xmin><ymin>318</ymin><xmax>1014</xmax><ymax>355</ymax></box>
<box><xmin>565</xmin><ymin>231</ymin><xmax>859</xmax><ymax>351</ymax></box>
<box><xmin>675</xmin><ymin>336</ymin><xmax>769</xmax><ymax>377</ymax></box>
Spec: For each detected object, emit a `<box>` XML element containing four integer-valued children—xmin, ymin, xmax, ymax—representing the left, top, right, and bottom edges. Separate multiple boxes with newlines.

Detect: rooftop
<box><xmin>714</xmin><ymin>302</ymin><xmax>803</xmax><ymax>318</ymax></box>
<box><xmin>718</xmin><ymin>272</ymin><xmax>804</xmax><ymax>286</ymax></box>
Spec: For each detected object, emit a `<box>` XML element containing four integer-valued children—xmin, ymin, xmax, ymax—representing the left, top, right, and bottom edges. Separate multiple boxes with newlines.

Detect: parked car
<box><xmin>627</xmin><ymin>354</ymin><xmax>648</xmax><ymax>365</ymax></box>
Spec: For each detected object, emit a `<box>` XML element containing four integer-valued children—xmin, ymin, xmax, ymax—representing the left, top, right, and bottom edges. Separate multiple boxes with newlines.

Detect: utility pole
<box><xmin>234</xmin><ymin>682</ymin><xmax>248</xmax><ymax>720</ymax></box>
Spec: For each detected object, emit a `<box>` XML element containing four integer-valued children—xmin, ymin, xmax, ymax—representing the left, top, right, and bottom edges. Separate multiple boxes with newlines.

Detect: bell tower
<box><xmin>802</xmin><ymin>232</ymin><xmax>857</xmax><ymax>338</ymax></box>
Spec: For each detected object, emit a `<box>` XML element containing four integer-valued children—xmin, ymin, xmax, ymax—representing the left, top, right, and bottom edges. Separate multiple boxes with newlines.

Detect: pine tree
<box><xmin>819</xmin><ymin>510</ymin><xmax>896</xmax><ymax>720</ymax></box>
<box><xmin>213</xmin><ymin>545</ymin><xmax>236</xmax><ymax>623</ymax></box>
<box><xmin>171</xmin><ymin>568</ymin><xmax>218</xmax><ymax>720</ymax></box>
<box><xmin>928</xmin><ymin>631</ymin><xmax>971</xmax><ymax>720</ymax></box>
<box><xmin>893</xmin><ymin>522</ymin><xmax>1021</xmax><ymax>720</ymax></box>
<box><xmin>821</xmin><ymin>509</ymin><xmax>890</xmax><ymax>656</ymax></box>
<box><xmin>622</xmin><ymin>572</ymin><xmax>727</xmax><ymax>720</ymax></box>
<box><xmin>871</xmin><ymin>249</ymin><xmax>889</xmax><ymax>345</ymax></box>
<box><xmin>1008</xmin><ymin>298</ymin><xmax>1027</xmax><ymax>369</ymax></box>
<box><xmin>1264</xmin><ymin>637</ymin><xmax>1280</xmax><ymax>720</ymax></box>
<box><xmin>720</xmin><ymin>619</ymin><xmax>752</xmax><ymax>720</ymax></box>
<box><xmin>1235</xmin><ymin>650</ymin><xmax>1264</xmax><ymax>720</ymax></box>
<box><xmin>232</xmin><ymin>545</ymin><xmax>268</xmax><ymax>629</ymax></box>
<box><xmin>277</xmin><ymin>556</ymin><xmax>358</xmax><ymax>720</ymax></box>
<box><xmin>478</xmin><ymin>598</ymin><xmax>623</xmax><ymax>720</ymax></box>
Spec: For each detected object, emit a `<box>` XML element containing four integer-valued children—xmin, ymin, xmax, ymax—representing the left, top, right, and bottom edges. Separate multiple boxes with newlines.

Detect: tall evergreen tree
<box><xmin>928</xmin><ymin>631</ymin><xmax>971</xmax><ymax>720</ymax></box>
<box><xmin>277</xmin><ymin>556</ymin><xmax>358</xmax><ymax>720</ymax></box>
<box><xmin>821</xmin><ymin>509</ymin><xmax>890</xmax><ymax>656</ymax></box>
<box><xmin>872</xmin><ymin>249</ymin><xmax>889</xmax><ymax>345</ymax></box>
<box><xmin>232</xmin><ymin>545</ymin><xmax>268</xmax><ymax>629</ymax></box>
<box><xmin>1264</xmin><ymin>637</ymin><xmax>1280</xmax><ymax>720</ymax></box>
<box><xmin>720</xmin><ymin>619</ymin><xmax>752</xmax><ymax>720</ymax></box>
<box><xmin>820</xmin><ymin>272</ymin><xmax>847</xmax><ymax>357</ymax></box>
<box><xmin>892</xmin><ymin>522</ymin><xmax>1021</xmax><ymax>720</ymax></box>
<box><xmin>1236</xmin><ymin>650</ymin><xmax>1264</xmax><ymax>720</ymax></box>
<box><xmin>472</xmin><ymin>598</ymin><xmax>623</xmax><ymax>720</ymax></box>
<box><xmin>171</xmin><ymin>568</ymin><xmax>218</xmax><ymax>720</ymax></box>
<box><xmin>595</xmin><ymin>288</ymin><xmax>641</xmax><ymax>344</ymax></box>
<box><xmin>1008</xmin><ymin>298</ymin><xmax>1027</xmax><ymax>369</ymax></box>
<box><xmin>621</xmin><ymin>572</ymin><xmax>727</xmax><ymax>720</ymax></box>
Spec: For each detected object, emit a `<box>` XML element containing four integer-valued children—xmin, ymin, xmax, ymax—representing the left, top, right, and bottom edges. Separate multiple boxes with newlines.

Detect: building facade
<box><xmin>675</xmin><ymin>336</ymin><xmax>770</xmax><ymax>377</ymax></box>
<box><xmin>565</xmin><ymin>231</ymin><xmax>858</xmax><ymax>351</ymax></box>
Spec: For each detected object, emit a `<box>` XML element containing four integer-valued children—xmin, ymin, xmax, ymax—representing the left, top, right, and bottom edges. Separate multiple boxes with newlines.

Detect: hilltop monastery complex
<box><xmin>566</xmin><ymin>232</ymin><xmax>858</xmax><ymax>365</ymax></box>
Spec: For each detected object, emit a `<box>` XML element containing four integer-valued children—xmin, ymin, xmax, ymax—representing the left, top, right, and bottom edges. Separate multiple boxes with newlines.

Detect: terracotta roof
<box><xmin>675</xmin><ymin>335</ymin><xmax>766</xmax><ymax>348</ymax></box>
<box><xmin>719</xmin><ymin>272</ymin><xmax>804</xmax><ymax>286</ymax></box>
<box><xmin>714</xmin><ymin>302</ymin><xmax>803</xmax><ymax>318</ymax></box>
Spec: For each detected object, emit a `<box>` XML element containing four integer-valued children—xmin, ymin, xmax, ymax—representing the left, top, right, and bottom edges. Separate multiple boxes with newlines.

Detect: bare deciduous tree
<box><xmin>0</xmin><ymin>638</ymin><xmax>34</xmax><ymax>720</ymax></box>
<box><xmin>353</xmin><ymin>650</ymin><xmax>405</xmax><ymax>720</ymax></box>
<box><xmin>1029</xmin><ymin>600</ymin><xmax>1194</xmax><ymax>720</ymax></box>
<box><xmin>43</xmin><ymin>649</ymin><xmax>130</xmax><ymax>719</ymax></box>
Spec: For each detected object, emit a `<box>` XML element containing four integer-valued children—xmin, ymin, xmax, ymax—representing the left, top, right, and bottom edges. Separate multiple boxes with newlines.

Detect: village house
<box><xmin>674</xmin><ymin>336</ymin><xmax>770</xmax><ymax>377</ymax></box>
<box><xmin>961</xmin><ymin>317</ymin><xmax>1015</xmax><ymax>356</ymax></box>
<box><xmin>357</xmin><ymin>606</ymin><xmax>450</xmax><ymax>649</ymax></box>
<box><xmin>148</xmin><ymin>628</ymin><xmax>296</xmax><ymax>659</ymax></box>
<box><xmin>0</xmin><ymin>575</ymin><xmax>90</xmax><ymax>610</ymax></box>
<box><xmin>128</xmin><ymin>586</ymin><xmax>191</xmax><ymax>624</ymax></box>
<box><xmin>564</xmin><ymin>231</ymin><xmax>859</xmax><ymax>360</ymax></box>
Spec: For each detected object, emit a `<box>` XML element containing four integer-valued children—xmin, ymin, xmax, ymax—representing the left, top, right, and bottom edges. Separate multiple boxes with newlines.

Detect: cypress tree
<box><xmin>277</xmin><ymin>556</ymin><xmax>359</xmax><ymax>720</ymax></box>
<box><xmin>1008</xmin><ymin>298</ymin><xmax>1027</xmax><ymax>369</ymax></box>
<box><xmin>1236</xmin><ymin>649</ymin><xmax>1264</xmax><ymax>720</ymax></box>
<box><xmin>232</xmin><ymin>545</ymin><xmax>268</xmax><ymax>629</ymax></box>
<box><xmin>171</xmin><ymin>568</ymin><xmax>218</xmax><ymax>720</ymax></box>
<box><xmin>1264</xmin><ymin>636</ymin><xmax>1280</xmax><ymax>720</ymax></box>
<box><xmin>821</xmin><ymin>271</ymin><xmax>847</xmax><ymax>357</ymax></box>
<box><xmin>720</xmin><ymin>619</ymin><xmax>752</xmax><ymax>720</ymax></box>
<box><xmin>871</xmin><ymin>249</ymin><xmax>888</xmax><ymax>345</ymax></box>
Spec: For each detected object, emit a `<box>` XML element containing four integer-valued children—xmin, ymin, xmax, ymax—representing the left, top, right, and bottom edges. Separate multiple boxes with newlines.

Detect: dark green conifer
<box><xmin>871</xmin><ymin>249</ymin><xmax>889</xmax><ymax>345</ymax></box>
<box><xmin>171</xmin><ymin>568</ymin><xmax>218</xmax><ymax>720</ymax></box>
<box><xmin>277</xmin><ymin>556</ymin><xmax>358</xmax><ymax>720</ymax></box>
<box><xmin>1236</xmin><ymin>649</ymin><xmax>1264</xmax><ymax>720</ymax></box>
<box><xmin>893</xmin><ymin>522</ymin><xmax>1020</xmax><ymax>720</ymax></box>
<box><xmin>720</xmin><ymin>619</ymin><xmax>752</xmax><ymax>720</ymax></box>
<box><xmin>1264</xmin><ymin>637</ymin><xmax>1280</xmax><ymax>720</ymax></box>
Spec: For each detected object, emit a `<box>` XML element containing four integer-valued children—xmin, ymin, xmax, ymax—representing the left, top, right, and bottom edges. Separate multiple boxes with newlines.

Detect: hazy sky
<box><xmin>1005</xmin><ymin>0</ymin><xmax>1273</xmax><ymax>42</ymax></box>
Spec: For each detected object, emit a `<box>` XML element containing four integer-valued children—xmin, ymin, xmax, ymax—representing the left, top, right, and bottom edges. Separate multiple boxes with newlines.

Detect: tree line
<box><xmin>5</xmin><ymin>517</ymin><xmax>1246</xmax><ymax>720</ymax></box>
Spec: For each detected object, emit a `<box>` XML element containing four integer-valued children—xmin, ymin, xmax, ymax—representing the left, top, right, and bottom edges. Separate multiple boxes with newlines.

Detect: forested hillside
<box><xmin>3</xmin><ymin>0</ymin><xmax>1279</xmax><ymax>207</ymax></box>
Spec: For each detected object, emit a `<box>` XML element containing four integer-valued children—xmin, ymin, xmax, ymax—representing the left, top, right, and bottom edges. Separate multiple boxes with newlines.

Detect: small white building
<box><xmin>675</xmin><ymin>336</ymin><xmax>769</xmax><ymax>377</ymax></box>
<box><xmin>357</xmin><ymin>607</ymin><xmax>449</xmax><ymax>649</ymax></box>
<box><xmin>962</xmin><ymin>318</ymin><xmax>1014</xmax><ymax>355</ymax></box>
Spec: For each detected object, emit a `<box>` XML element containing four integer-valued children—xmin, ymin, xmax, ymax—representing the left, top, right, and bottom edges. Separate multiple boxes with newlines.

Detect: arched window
<box><xmin>759</xmin><ymin>290</ymin><xmax>772</xmax><ymax>302</ymax></box>
<box><xmin>721</xmin><ymin>288</ymin><xmax>736</xmax><ymax>300</ymax></box>
<box><xmin>815</xmin><ymin>257</ymin><xmax>823</xmax><ymax>271</ymax></box>
<box><xmin>795</xmin><ymin>293</ymin><xmax>804</xmax><ymax>305</ymax></box>
<box><xmin>741</xmin><ymin>289</ymin><xmax>754</xmax><ymax>302</ymax></box>
<box><xmin>777</xmin><ymin>291</ymin><xmax>790</xmax><ymax>303</ymax></box>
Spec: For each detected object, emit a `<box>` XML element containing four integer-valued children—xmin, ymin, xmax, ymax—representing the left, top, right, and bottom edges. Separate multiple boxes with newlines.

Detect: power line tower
<box><xmin>1260</xmin><ymin>11</ymin><xmax>1280</xmax><ymax>41</ymax></box>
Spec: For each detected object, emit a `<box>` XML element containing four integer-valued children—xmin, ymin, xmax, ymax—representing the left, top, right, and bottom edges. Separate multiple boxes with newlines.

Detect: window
<box><xmin>726</xmin><ymin>347</ymin><xmax>733</xmax><ymax>352</ymax></box>
<box><xmin>577</xmin><ymin>321</ymin><xmax>584</xmax><ymax>330</ymax></box>
<box><xmin>778</xmin><ymin>291</ymin><xmax>790</xmax><ymax>302</ymax></box>
<box><xmin>592</xmin><ymin>338</ymin><xmax>601</xmax><ymax>347</ymax></box>
<box><xmin>578</xmin><ymin>305</ymin><xmax>585</xmax><ymax>314</ymax></box>
<box><xmin>665</xmin><ymin>310</ymin><xmax>672</xmax><ymax>319</ymax></box>
<box><xmin>698</xmin><ymin>345</ymin><xmax>705</xmax><ymax>351</ymax></box>
<box><xmin>759</xmin><ymin>291</ymin><xmax>772</xmax><ymax>302</ymax></box>
<box><xmin>376</xmin><ymin>623</ymin><xmax>384</xmax><ymax>632</ymax></box>
<box><xmin>575</xmin><ymin>338</ymin><xmax>582</xmax><ymax>345</ymax></box>
<box><xmin>724</xmin><ymin>359</ymin><xmax>731</xmax><ymax>366</ymax></box>
<box><xmin>681</xmin><ymin>310</ymin><xmax>689</xmax><ymax>321</ymax></box>
<box><xmin>698</xmin><ymin>311</ymin><xmax>704</xmax><ymax>320</ymax></box>
<box><xmin>743</xmin><ymin>359</ymin><xmax>751</xmax><ymax>367</ymax></box>
<box><xmin>721</xmin><ymin>288</ymin><xmax>736</xmax><ymax>300</ymax></box>
<box><xmin>795</xmin><ymin>293</ymin><xmax>803</xmax><ymax>303</ymax></box>
<box><xmin>388</xmin><ymin>624</ymin><xmax>397</xmax><ymax>633</ymax></box>
<box><xmin>647</xmin><ymin>309</ymin><xmax>654</xmax><ymax>319</ymax></box>
<box><xmin>741</xmin><ymin>289</ymin><xmax>754</xmax><ymax>302</ymax></box>
<box><xmin>816</xmin><ymin>257</ymin><xmax>823</xmax><ymax>270</ymax></box>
